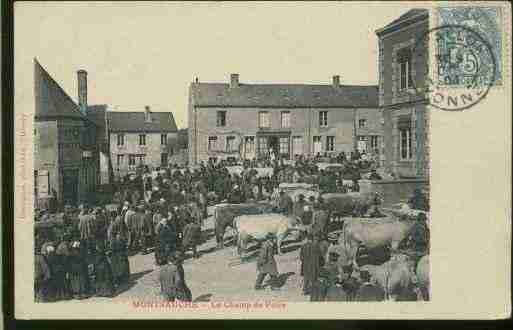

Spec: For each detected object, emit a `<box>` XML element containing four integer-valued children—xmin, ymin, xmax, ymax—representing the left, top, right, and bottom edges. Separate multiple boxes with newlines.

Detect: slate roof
<box><xmin>190</xmin><ymin>82</ymin><xmax>379</xmax><ymax>108</ymax></box>
<box><xmin>34</xmin><ymin>58</ymin><xmax>87</xmax><ymax>120</ymax></box>
<box><xmin>376</xmin><ymin>8</ymin><xmax>428</xmax><ymax>36</ymax></box>
<box><xmin>107</xmin><ymin>111</ymin><xmax>178</xmax><ymax>133</ymax></box>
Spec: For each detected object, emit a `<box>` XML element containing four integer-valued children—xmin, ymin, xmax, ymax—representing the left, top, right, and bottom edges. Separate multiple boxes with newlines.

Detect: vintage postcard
<box><xmin>13</xmin><ymin>1</ymin><xmax>511</xmax><ymax>319</ymax></box>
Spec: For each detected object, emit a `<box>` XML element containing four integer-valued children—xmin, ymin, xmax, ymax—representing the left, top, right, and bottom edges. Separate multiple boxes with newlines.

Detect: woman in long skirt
<box><xmin>68</xmin><ymin>240</ymin><xmax>90</xmax><ymax>299</ymax></box>
<box><xmin>94</xmin><ymin>249</ymin><xmax>115</xmax><ymax>297</ymax></box>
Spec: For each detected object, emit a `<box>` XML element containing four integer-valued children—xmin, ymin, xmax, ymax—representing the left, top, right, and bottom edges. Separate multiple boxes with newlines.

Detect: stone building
<box><xmin>34</xmin><ymin>59</ymin><xmax>108</xmax><ymax>207</ymax></box>
<box><xmin>108</xmin><ymin>106</ymin><xmax>178</xmax><ymax>179</ymax></box>
<box><xmin>376</xmin><ymin>8</ymin><xmax>429</xmax><ymax>178</ymax></box>
<box><xmin>188</xmin><ymin>74</ymin><xmax>381</xmax><ymax>164</ymax></box>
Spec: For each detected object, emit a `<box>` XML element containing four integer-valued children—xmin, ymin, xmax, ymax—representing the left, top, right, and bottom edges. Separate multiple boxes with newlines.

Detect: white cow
<box><xmin>234</xmin><ymin>213</ymin><xmax>304</xmax><ymax>255</ymax></box>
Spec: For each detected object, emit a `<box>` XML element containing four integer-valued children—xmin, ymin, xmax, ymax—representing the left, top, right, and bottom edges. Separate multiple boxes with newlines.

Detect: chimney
<box><xmin>332</xmin><ymin>75</ymin><xmax>340</xmax><ymax>88</ymax></box>
<box><xmin>230</xmin><ymin>73</ymin><xmax>239</xmax><ymax>88</ymax></box>
<box><xmin>145</xmin><ymin>105</ymin><xmax>152</xmax><ymax>122</ymax></box>
<box><xmin>77</xmin><ymin>69</ymin><xmax>88</xmax><ymax>115</ymax></box>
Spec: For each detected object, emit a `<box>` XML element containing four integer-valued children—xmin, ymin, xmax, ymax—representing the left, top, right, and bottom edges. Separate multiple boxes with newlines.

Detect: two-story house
<box><xmin>108</xmin><ymin>106</ymin><xmax>178</xmax><ymax>179</ymax></box>
<box><xmin>376</xmin><ymin>9</ymin><xmax>429</xmax><ymax>178</ymax></box>
<box><xmin>188</xmin><ymin>74</ymin><xmax>380</xmax><ymax>164</ymax></box>
<box><xmin>34</xmin><ymin>59</ymin><xmax>102</xmax><ymax>207</ymax></box>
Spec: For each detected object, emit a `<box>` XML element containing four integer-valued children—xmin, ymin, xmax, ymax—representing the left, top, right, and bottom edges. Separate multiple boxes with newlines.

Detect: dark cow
<box><xmin>214</xmin><ymin>202</ymin><xmax>274</xmax><ymax>249</ymax></box>
<box><xmin>322</xmin><ymin>192</ymin><xmax>383</xmax><ymax>221</ymax></box>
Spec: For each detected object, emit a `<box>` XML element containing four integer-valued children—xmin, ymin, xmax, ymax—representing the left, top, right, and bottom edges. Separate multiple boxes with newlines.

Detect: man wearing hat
<box><xmin>293</xmin><ymin>193</ymin><xmax>307</xmax><ymax>221</ymax></box>
<box><xmin>255</xmin><ymin>233</ymin><xmax>280</xmax><ymax>291</ymax></box>
<box><xmin>299</xmin><ymin>233</ymin><xmax>323</xmax><ymax>295</ymax></box>
<box><xmin>277</xmin><ymin>190</ymin><xmax>293</xmax><ymax>216</ymax></box>
<box><xmin>141</xmin><ymin>206</ymin><xmax>155</xmax><ymax>255</ymax></box>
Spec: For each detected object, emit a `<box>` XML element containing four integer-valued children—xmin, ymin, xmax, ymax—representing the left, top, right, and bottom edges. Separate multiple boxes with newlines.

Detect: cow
<box><xmin>354</xmin><ymin>254</ymin><xmax>417</xmax><ymax>301</ymax></box>
<box><xmin>383</xmin><ymin>203</ymin><xmax>429</xmax><ymax>220</ymax></box>
<box><xmin>234</xmin><ymin>213</ymin><xmax>304</xmax><ymax>255</ymax></box>
<box><xmin>214</xmin><ymin>202</ymin><xmax>274</xmax><ymax>249</ymax></box>
<box><xmin>416</xmin><ymin>254</ymin><xmax>429</xmax><ymax>300</ymax></box>
<box><xmin>322</xmin><ymin>192</ymin><xmax>383</xmax><ymax>221</ymax></box>
<box><xmin>338</xmin><ymin>217</ymin><xmax>418</xmax><ymax>262</ymax></box>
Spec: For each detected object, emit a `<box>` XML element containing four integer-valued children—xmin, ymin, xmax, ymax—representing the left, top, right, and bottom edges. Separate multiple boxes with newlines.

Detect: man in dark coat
<box><xmin>34</xmin><ymin>247</ymin><xmax>51</xmax><ymax>302</ymax></box>
<box><xmin>53</xmin><ymin>232</ymin><xmax>73</xmax><ymax>301</ymax></box>
<box><xmin>155</xmin><ymin>216</ymin><xmax>176</xmax><ymax>266</ymax></box>
<box><xmin>109</xmin><ymin>233</ymin><xmax>130</xmax><ymax>288</ymax></box>
<box><xmin>277</xmin><ymin>191</ymin><xmax>293</xmax><ymax>215</ymax></box>
<box><xmin>182</xmin><ymin>218</ymin><xmax>201</xmax><ymax>259</ymax></box>
<box><xmin>94</xmin><ymin>247</ymin><xmax>115</xmax><ymax>297</ymax></box>
<box><xmin>299</xmin><ymin>233</ymin><xmax>324</xmax><ymax>295</ymax></box>
<box><xmin>94</xmin><ymin>207</ymin><xmax>108</xmax><ymax>253</ymax></box>
<box><xmin>355</xmin><ymin>270</ymin><xmax>385</xmax><ymax>301</ymax></box>
<box><xmin>255</xmin><ymin>233</ymin><xmax>280</xmax><ymax>291</ymax></box>
<box><xmin>68</xmin><ymin>240</ymin><xmax>90</xmax><ymax>299</ymax></box>
<box><xmin>142</xmin><ymin>207</ymin><xmax>154</xmax><ymax>254</ymax></box>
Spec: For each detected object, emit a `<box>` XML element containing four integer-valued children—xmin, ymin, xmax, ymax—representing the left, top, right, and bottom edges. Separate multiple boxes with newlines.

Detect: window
<box><xmin>161</xmin><ymin>153</ymin><xmax>168</xmax><ymax>166</ymax></box>
<box><xmin>399</xmin><ymin>128</ymin><xmax>412</xmax><ymax>160</ymax></box>
<box><xmin>398</xmin><ymin>48</ymin><xmax>413</xmax><ymax>90</ymax></box>
<box><xmin>116</xmin><ymin>154</ymin><xmax>124</xmax><ymax>167</ymax></box>
<box><xmin>129</xmin><ymin>155</ymin><xmax>136</xmax><ymax>166</ymax></box>
<box><xmin>326</xmin><ymin>136</ymin><xmax>335</xmax><ymax>152</ymax></box>
<box><xmin>313</xmin><ymin>136</ymin><xmax>322</xmax><ymax>154</ymax></box>
<box><xmin>117</xmin><ymin>133</ymin><xmax>125</xmax><ymax>146</ymax></box>
<box><xmin>370</xmin><ymin>136</ymin><xmax>379</xmax><ymax>150</ymax></box>
<box><xmin>139</xmin><ymin>134</ymin><xmax>146</xmax><ymax>146</ymax></box>
<box><xmin>137</xmin><ymin>154</ymin><xmax>146</xmax><ymax>165</ymax></box>
<box><xmin>292</xmin><ymin>136</ymin><xmax>303</xmax><ymax>155</ymax></box>
<box><xmin>281</xmin><ymin>111</ymin><xmax>291</xmax><ymax>128</ymax></box>
<box><xmin>216</xmin><ymin>111</ymin><xmax>226</xmax><ymax>127</ymax></box>
<box><xmin>259</xmin><ymin>111</ymin><xmax>270</xmax><ymax>128</ymax></box>
<box><xmin>244</xmin><ymin>136</ymin><xmax>255</xmax><ymax>154</ymax></box>
<box><xmin>359</xmin><ymin>119</ymin><xmax>367</xmax><ymax>128</ymax></box>
<box><xmin>279</xmin><ymin>137</ymin><xmax>289</xmax><ymax>155</ymax></box>
<box><xmin>208</xmin><ymin>136</ymin><xmax>218</xmax><ymax>151</ymax></box>
<box><xmin>226</xmin><ymin>136</ymin><xmax>236</xmax><ymax>152</ymax></box>
<box><xmin>258</xmin><ymin>137</ymin><xmax>268</xmax><ymax>156</ymax></box>
<box><xmin>161</xmin><ymin>134</ymin><xmax>167</xmax><ymax>145</ymax></box>
<box><xmin>319</xmin><ymin>111</ymin><xmax>328</xmax><ymax>127</ymax></box>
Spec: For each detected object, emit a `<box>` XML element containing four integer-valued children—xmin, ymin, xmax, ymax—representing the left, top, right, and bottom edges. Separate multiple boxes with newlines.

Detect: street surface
<box><xmin>56</xmin><ymin>207</ymin><xmax>309</xmax><ymax>304</ymax></box>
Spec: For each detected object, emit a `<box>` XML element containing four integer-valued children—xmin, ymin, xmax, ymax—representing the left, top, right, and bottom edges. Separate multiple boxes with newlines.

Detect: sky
<box><xmin>15</xmin><ymin>1</ymin><xmax>424</xmax><ymax>129</ymax></box>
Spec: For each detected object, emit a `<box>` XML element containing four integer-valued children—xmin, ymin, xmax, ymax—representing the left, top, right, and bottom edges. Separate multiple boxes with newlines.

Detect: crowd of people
<box><xmin>34</xmin><ymin>150</ymin><xmax>427</xmax><ymax>303</ymax></box>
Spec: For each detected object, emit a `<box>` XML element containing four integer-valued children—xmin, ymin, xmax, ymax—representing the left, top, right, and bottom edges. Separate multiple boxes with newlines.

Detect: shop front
<box><xmin>256</xmin><ymin>130</ymin><xmax>291</xmax><ymax>160</ymax></box>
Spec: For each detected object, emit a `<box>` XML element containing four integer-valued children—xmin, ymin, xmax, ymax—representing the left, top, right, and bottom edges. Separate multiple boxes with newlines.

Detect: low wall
<box><xmin>359</xmin><ymin>179</ymin><xmax>429</xmax><ymax>207</ymax></box>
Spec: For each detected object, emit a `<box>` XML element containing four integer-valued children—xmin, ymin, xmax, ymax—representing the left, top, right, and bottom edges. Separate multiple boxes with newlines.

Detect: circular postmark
<box><xmin>412</xmin><ymin>24</ymin><xmax>496</xmax><ymax>111</ymax></box>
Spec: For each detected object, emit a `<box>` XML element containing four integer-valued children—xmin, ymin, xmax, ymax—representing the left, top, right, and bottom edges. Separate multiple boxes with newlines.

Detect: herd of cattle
<box><xmin>211</xmin><ymin>181</ymin><xmax>430</xmax><ymax>301</ymax></box>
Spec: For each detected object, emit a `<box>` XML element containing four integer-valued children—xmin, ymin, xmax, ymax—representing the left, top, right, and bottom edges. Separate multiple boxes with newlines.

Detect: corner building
<box><xmin>376</xmin><ymin>9</ymin><xmax>430</xmax><ymax>178</ymax></box>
